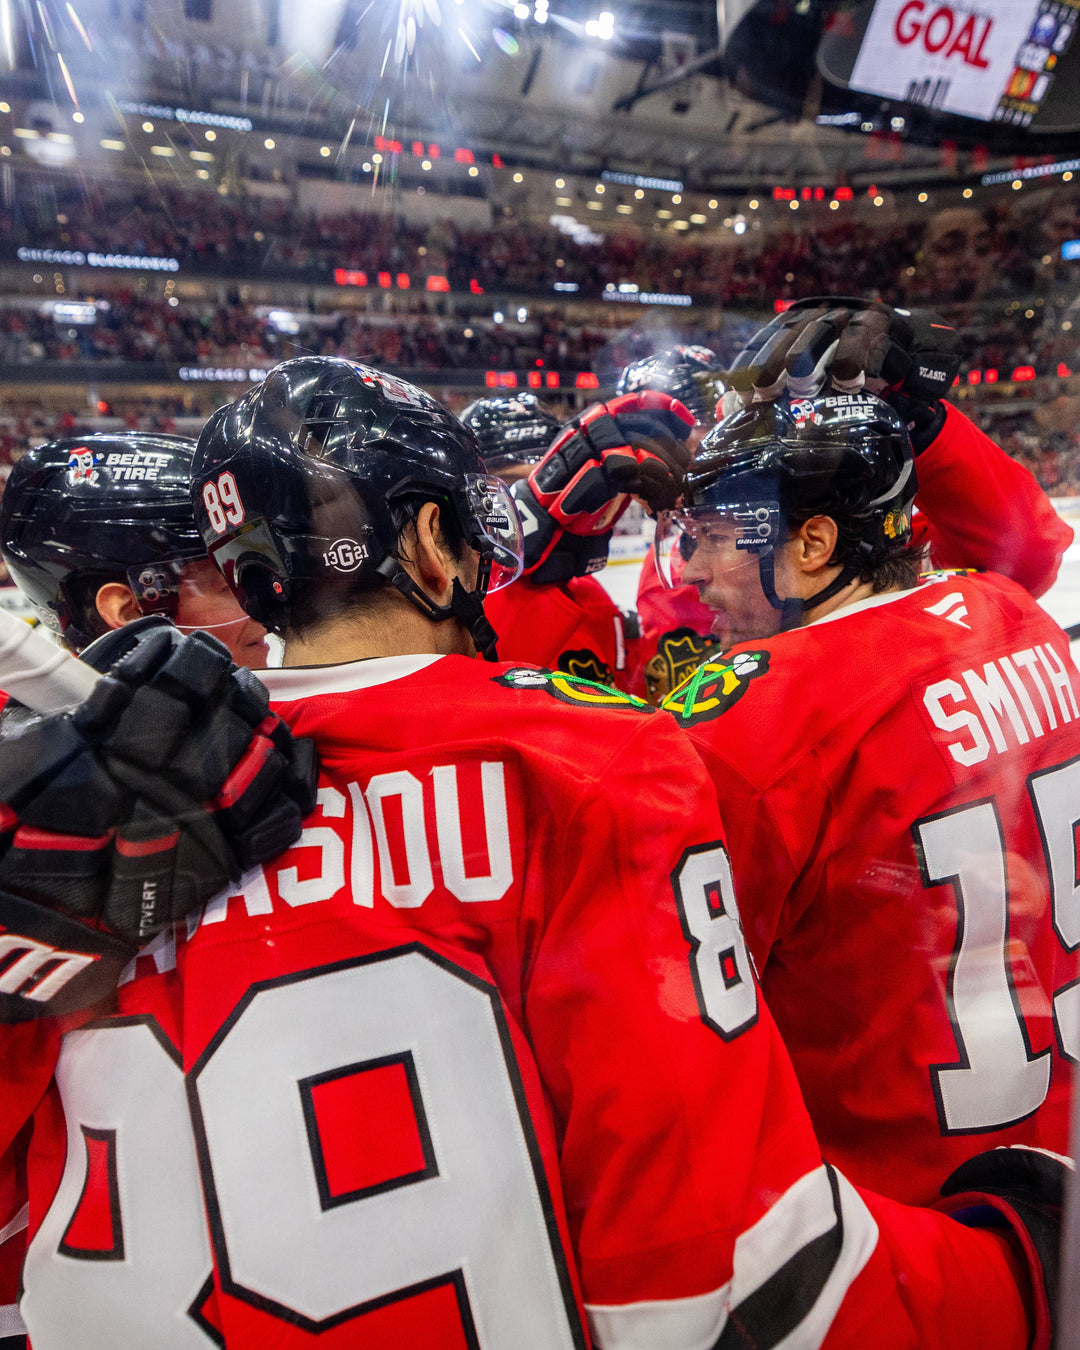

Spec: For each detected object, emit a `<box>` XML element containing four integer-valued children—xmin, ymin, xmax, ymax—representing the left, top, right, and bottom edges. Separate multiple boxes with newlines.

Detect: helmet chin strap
<box><xmin>754</xmin><ymin>542</ymin><xmax>870</xmax><ymax>633</ymax></box>
<box><xmin>376</xmin><ymin>552</ymin><xmax>501</xmax><ymax>661</ymax></box>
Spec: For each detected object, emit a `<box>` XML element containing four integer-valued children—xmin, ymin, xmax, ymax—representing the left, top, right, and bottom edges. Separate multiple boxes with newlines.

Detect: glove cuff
<box><xmin>936</xmin><ymin>1189</ymin><xmax>1051</xmax><ymax>1350</ymax></box>
<box><xmin>0</xmin><ymin>888</ymin><xmax>135</xmax><ymax>1021</ymax></box>
<box><xmin>529</xmin><ymin>531</ymin><xmax>612</xmax><ymax>585</ymax></box>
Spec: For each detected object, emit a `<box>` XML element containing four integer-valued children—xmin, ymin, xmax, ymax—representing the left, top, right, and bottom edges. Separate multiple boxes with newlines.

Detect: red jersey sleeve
<box><xmin>913</xmin><ymin>401</ymin><xmax>1072</xmax><ymax>597</ymax></box>
<box><xmin>519</xmin><ymin>715</ymin><xmax>1039</xmax><ymax>1349</ymax></box>
<box><xmin>0</xmin><ymin>1125</ymin><xmax>27</xmax><ymax>1345</ymax></box>
<box><xmin>679</xmin><ymin>730</ymin><xmax>813</xmax><ymax>968</ymax></box>
<box><xmin>484</xmin><ymin>576</ymin><xmax>643</xmax><ymax>692</ymax></box>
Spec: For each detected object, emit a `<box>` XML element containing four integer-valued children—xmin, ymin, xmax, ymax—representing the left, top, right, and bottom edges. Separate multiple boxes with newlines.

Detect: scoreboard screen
<box><xmin>813</xmin><ymin>0</ymin><xmax>1080</xmax><ymax>134</ymax></box>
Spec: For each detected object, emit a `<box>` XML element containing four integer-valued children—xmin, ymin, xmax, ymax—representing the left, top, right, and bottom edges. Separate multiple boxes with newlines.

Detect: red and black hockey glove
<box><xmin>724</xmin><ymin>297</ymin><xmax>961</xmax><ymax>453</ymax></box>
<box><xmin>0</xmin><ymin>617</ymin><xmax>318</xmax><ymax>1020</ymax></box>
<box><xmin>516</xmin><ymin>391</ymin><xmax>694</xmax><ymax>582</ymax></box>
<box><xmin>937</xmin><ymin>1145</ymin><xmax>1071</xmax><ymax>1348</ymax></box>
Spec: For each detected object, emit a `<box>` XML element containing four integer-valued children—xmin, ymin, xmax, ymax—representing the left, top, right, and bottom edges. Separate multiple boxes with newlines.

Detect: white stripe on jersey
<box><xmin>584</xmin><ymin>1164</ymin><xmax>878</xmax><ymax>1350</ymax></box>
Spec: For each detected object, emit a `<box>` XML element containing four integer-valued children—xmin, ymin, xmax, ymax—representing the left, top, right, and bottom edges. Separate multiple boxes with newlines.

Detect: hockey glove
<box><xmin>937</xmin><ymin>1145</ymin><xmax>1071</xmax><ymax>1349</ymax></box>
<box><xmin>518</xmin><ymin>391</ymin><xmax>694</xmax><ymax>581</ymax></box>
<box><xmin>0</xmin><ymin>617</ymin><xmax>318</xmax><ymax>1020</ymax></box>
<box><xmin>723</xmin><ymin>297</ymin><xmax>961</xmax><ymax>453</ymax></box>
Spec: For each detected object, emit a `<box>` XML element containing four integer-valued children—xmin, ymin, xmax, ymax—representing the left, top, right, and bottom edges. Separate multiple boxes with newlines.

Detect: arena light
<box><xmin>585</xmin><ymin>11</ymin><xmax>615</xmax><ymax>39</ymax></box>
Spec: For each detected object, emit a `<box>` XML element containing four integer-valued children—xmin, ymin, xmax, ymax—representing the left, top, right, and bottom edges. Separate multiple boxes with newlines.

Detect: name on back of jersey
<box><xmin>187</xmin><ymin>759</ymin><xmax>517</xmax><ymax>939</ymax></box>
<box><xmin>919</xmin><ymin>639</ymin><xmax>1079</xmax><ymax>772</ymax></box>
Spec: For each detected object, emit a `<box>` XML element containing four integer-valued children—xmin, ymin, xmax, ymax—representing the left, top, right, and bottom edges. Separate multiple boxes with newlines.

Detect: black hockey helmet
<box><xmin>654</xmin><ymin>392</ymin><xmax>916</xmax><ymax>629</ymax></box>
<box><xmin>458</xmin><ymin>393</ymin><xmax>561</xmax><ymax>474</ymax></box>
<box><xmin>616</xmin><ymin>345</ymin><xmax>724</xmax><ymax>425</ymax></box>
<box><xmin>191</xmin><ymin>357</ymin><xmax>523</xmax><ymax>656</ymax></box>
<box><xmin>0</xmin><ymin>432</ymin><xmax>206</xmax><ymax>649</ymax></box>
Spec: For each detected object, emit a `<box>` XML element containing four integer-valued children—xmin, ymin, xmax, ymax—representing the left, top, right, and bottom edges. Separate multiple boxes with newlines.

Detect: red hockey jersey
<box><xmin>0</xmin><ymin>653</ymin><xmax>1043</xmax><ymax>1349</ymax></box>
<box><xmin>484</xmin><ymin>575</ymin><xmax>645</xmax><ymax>693</ymax></box>
<box><xmin>665</xmin><ymin>570</ymin><xmax>1079</xmax><ymax>1206</ymax></box>
<box><xmin>909</xmin><ymin>402</ymin><xmax>1072</xmax><ymax>598</ymax></box>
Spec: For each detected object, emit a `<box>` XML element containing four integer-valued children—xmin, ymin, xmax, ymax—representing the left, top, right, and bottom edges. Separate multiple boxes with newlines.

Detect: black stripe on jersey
<box><xmin>714</xmin><ymin>1164</ymin><xmax>844</xmax><ymax>1350</ymax></box>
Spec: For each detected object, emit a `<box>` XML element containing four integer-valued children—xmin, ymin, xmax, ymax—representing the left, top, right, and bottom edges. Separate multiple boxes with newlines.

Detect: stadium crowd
<box><xmin>1</xmin><ymin>176</ymin><xmax>1079</xmax><ymax>498</ymax></box>
<box><xmin>6</xmin><ymin>179</ymin><xmax>1080</xmax><ymax>304</ymax></box>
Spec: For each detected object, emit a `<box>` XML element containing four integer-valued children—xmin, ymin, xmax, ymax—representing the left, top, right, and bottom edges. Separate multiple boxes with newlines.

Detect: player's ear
<box><xmin>406</xmin><ymin>502</ymin><xmax>455</xmax><ymax>606</ymax></box>
<box><xmin>94</xmin><ymin>582</ymin><xmax>144</xmax><ymax>631</ymax></box>
<box><xmin>790</xmin><ymin>516</ymin><xmax>839</xmax><ymax>576</ymax></box>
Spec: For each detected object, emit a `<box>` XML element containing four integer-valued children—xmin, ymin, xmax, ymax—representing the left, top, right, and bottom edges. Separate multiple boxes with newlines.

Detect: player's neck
<box><xmin>801</xmin><ymin>575</ymin><xmax>896</xmax><ymax>625</ymax></box>
<box><xmin>281</xmin><ymin>602</ymin><xmax>473</xmax><ymax>667</ymax></box>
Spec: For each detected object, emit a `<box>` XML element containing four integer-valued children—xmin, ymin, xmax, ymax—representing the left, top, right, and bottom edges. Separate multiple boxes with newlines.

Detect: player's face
<box><xmin>680</xmin><ymin>516</ymin><xmax>782</xmax><ymax>644</ymax></box>
<box><xmin>173</xmin><ymin>558</ymin><xmax>268</xmax><ymax>668</ymax></box>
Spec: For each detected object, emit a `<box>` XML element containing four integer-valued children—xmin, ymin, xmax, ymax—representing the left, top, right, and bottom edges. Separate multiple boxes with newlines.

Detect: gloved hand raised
<box><xmin>722</xmin><ymin>297</ymin><xmax>961</xmax><ymax>452</ymax></box>
<box><xmin>0</xmin><ymin>617</ymin><xmax>318</xmax><ymax>1019</ymax></box>
<box><xmin>515</xmin><ymin>391</ymin><xmax>694</xmax><ymax>582</ymax></box>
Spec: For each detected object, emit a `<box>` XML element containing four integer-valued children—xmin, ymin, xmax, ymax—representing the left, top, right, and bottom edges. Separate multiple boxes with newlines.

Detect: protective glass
<box><xmin>127</xmin><ymin>552</ymin><xmax>257</xmax><ymax>633</ymax></box>
<box><xmin>653</xmin><ymin>503</ymin><xmax>780</xmax><ymax>589</ymax></box>
<box><xmin>464</xmin><ymin>473</ymin><xmax>524</xmax><ymax>592</ymax></box>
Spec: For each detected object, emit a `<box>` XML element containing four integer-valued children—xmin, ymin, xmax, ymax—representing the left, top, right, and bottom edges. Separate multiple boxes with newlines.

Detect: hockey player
<box><xmin>619</xmin><ymin>346</ymin><xmax>729</xmax><ymax>680</ymax></box>
<box><xmin>460</xmin><ymin>390</ymin><xmax>561</xmax><ymax>482</ymax></box>
<box><xmin>0</xmin><ymin>432</ymin><xmax>268</xmax><ymax>668</ymax></box>
<box><xmin>657</xmin><ymin>389</ymin><xmax>1080</xmax><ymax>1208</ymax></box>
<box><xmin>0</xmin><ymin>355</ymin><xmax>1062</xmax><ymax>1349</ymax></box>
<box><xmin>462</xmin><ymin>391</ymin><xmax>655</xmax><ymax>690</ymax></box>
<box><xmin>635</xmin><ymin>306</ymin><xmax>1071</xmax><ymax>679</ymax></box>
<box><xmin>0</xmin><ymin>430</ymin><xmax>280</xmax><ymax>1340</ymax></box>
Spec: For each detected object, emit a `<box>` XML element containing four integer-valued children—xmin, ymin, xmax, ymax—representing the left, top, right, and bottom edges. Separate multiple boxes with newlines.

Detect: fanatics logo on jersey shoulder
<box><xmin>494</xmin><ymin>666</ymin><xmax>653</xmax><ymax>712</ymax></box>
<box><xmin>661</xmin><ymin>649</ymin><xmax>770</xmax><ymax>725</ymax></box>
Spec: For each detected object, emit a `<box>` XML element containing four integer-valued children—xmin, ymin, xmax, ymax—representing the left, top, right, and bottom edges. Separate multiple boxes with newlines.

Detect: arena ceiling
<box><xmin>0</xmin><ymin>0</ymin><xmax>985</xmax><ymax>196</ymax></box>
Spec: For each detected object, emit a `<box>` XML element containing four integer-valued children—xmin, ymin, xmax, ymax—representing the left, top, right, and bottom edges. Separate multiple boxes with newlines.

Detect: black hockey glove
<box><xmin>517</xmin><ymin>391</ymin><xmax>694</xmax><ymax>581</ymax></box>
<box><xmin>510</xmin><ymin>477</ymin><xmax>613</xmax><ymax>585</ymax></box>
<box><xmin>937</xmin><ymin>1145</ymin><xmax>1071</xmax><ymax>1347</ymax></box>
<box><xmin>0</xmin><ymin>617</ymin><xmax>318</xmax><ymax>1020</ymax></box>
<box><xmin>723</xmin><ymin>297</ymin><xmax>961</xmax><ymax>453</ymax></box>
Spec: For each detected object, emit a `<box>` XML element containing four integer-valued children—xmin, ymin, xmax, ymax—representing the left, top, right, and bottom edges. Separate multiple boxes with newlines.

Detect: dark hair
<box><xmin>60</xmin><ymin>571</ymin><xmax>125</xmax><ymax>648</ymax></box>
<box><xmin>283</xmin><ymin>491</ymin><xmax>470</xmax><ymax>640</ymax></box>
<box><xmin>786</xmin><ymin>500</ymin><xmax>924</xmax><ymax>593</ymax></box>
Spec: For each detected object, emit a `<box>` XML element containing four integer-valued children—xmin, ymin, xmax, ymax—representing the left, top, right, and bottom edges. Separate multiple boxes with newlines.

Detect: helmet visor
<box><xmin>654</xmin><ymin>504</ymin><xmax>781</xmax><ymax>589</ymax></box>
<box><xmin>128</xmin><ymin>549</ymin><xmax>258</xmax><ymax>633</ymax></box>
<box><xmin>125</xmin><ymin>547</ymin><xmax>205</xmax><ymax>614</ymax></box>
<box><xmin>464</xmin><ymin>474</ymin><xmax>524</xmax><ymax>592</ymax></box>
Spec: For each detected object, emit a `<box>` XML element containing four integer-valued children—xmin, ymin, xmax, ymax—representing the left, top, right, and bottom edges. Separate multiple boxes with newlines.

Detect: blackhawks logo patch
<box><xmin>643</xmin><ymin>628</ymin><xmax>722</xmax><ymax>705</ymax></box>
<box><xmin>661</xmin><ymin>649</ymin><xmax>770</xmax><ymax>725</ymax></box>
<box><xmin>557</xmin><ymin>648</ymin><xmax>616</xmax><ymax>687</ymax></box>
<box><xmin>494</xmin><ymin>666</ymin><xmax>652</xmax><ymax>712</ymax></box>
